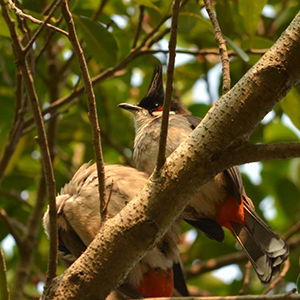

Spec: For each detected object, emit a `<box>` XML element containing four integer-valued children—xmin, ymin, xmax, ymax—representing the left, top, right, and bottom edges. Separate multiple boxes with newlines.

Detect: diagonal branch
<box><xmin>61</xmin><ymin>0</ymin><xmax>107</xmax><ymax>221</ymax></box>
<box><xmin>156</xmin><ymin>0</ymin><xmax>181</xmax><ymax>170</ymax></box>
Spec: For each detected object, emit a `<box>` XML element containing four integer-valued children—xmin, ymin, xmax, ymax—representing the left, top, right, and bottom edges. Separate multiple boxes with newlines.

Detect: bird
<box><xmin>43</xmin><ymin>163</ymin><xmax>186</xmax><ymax>298</ymax></box>
<box><xmin>118</xmin><ymin>65</ymin><xmax>289</xmax><ymax>284</ymax></box>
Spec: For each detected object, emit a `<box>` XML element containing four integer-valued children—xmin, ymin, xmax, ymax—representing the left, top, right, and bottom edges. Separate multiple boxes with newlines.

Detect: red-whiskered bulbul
<box><xmin>118</xmin><ymin>65</ymin><xmax>289</xmax><ymax>284</ymax></box>
<box><xmin>43</xmin><ymin>163</ymin><xmax>186</xmax><ymax>298</ymax></box>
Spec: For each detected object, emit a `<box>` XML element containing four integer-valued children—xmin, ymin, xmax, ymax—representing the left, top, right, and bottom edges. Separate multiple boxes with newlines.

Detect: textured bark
<box><xmin>43</xmin><ymin>12</ymin><xmax>300</xmax><ymax>300</ymax></box>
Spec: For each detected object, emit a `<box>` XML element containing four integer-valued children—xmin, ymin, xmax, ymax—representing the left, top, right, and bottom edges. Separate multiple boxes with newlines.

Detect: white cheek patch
<box><xmin>152</xmin><ymin>111</ymin><xmax>175</xmax><ymax>116</ymax></box>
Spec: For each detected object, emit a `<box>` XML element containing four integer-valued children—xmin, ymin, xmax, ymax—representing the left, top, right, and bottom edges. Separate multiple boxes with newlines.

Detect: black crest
<box><xmin>138</xmin><ymin>65</ymin><xmax>164</xmax><ymax>112</ymax></box>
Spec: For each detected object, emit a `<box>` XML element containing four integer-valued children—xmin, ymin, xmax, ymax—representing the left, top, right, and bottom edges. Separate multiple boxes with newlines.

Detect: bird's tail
<box><xmin>230</xmin><ymin>198</ymin><xmax>289</xmax><ymax>284</ymax></box>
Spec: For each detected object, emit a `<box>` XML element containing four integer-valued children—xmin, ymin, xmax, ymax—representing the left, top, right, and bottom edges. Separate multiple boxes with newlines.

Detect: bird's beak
<box><xmin>118</xmin><ymin>103</ymin><xmax>142</xmax><ymax>113</ymax></box>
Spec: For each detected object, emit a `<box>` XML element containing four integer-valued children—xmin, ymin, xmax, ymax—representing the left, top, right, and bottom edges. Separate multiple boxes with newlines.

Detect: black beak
<box><xmin>118</xmin><ymin>103</ymin><xmax>142</xmax><ymax>112</ymax></box>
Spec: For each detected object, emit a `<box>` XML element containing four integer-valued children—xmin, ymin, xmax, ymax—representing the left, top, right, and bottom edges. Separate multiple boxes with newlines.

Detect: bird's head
<box><xmin>138</xmin><ymin>64</ymin><xmax>190</xmax><ymax>115</ymax></box>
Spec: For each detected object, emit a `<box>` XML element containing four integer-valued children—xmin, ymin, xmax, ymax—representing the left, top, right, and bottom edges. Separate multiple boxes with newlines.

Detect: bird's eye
<box><xmin>154</xmin><ymin>103</ymin><xmax>159</xmax><ymax>107</ymax></box>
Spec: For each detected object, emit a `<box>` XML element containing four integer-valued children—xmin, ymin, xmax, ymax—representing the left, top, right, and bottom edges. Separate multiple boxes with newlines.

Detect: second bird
<box><xmin>118</xmin><ymin>65</ymin><xmax>289</xmax><ymax>284</ymax></box>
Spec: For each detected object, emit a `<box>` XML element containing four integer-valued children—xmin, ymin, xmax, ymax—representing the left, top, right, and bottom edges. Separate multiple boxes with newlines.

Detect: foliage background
<box><xmin>0</xmin><ymin>0</ymin><xmax>300</xmax><ymax>298</ymax></box>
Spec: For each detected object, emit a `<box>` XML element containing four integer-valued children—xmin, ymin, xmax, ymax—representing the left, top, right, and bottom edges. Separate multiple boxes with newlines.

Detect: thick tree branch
<box><xmin>204</xmin><ymin>0</ymin><xmax>231</xmax><ymax>94</ymax></box>
<box><xmin>61</xmin><ymin>0</ymin><xmax>107</xmax><ymax>220</ymax></box>
<box><xmin>156</xmin><ymin>0</ymin><xmax>181</xmax><ymax>170</ymax></box>
<box><xmin>43</xmin><ymin>11</ymin><xmax>300</xmax><ymax>299</ymax></box>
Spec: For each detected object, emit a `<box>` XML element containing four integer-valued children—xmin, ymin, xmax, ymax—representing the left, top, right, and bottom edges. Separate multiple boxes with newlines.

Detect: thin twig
<box><xmin>145</xmin><ymin>294</ymin><xmax>300</xmax><ymax>300</ymax></box>
<box><xmin>104</xmin><ymin>180</ymin><xmax>114</xmax><ymax>216</ymax></box>
<box><xmin>239</xmin><ymin>261</ymin><xmax>251</xmax><ymax>295</ymax></box>
<box><xmin>0</xmin><ymin>244</ymin><xmax>10</xmax><ymax>300</ymax></box>
<box><xmin>203</xmin><ymin>0</ymin><xmax>231</xmax><ymax>94</ymax></box>
<box><xmin>283</xmin><ymin>219</ymin><xmax>300</xmax><ymax>240</ymax></box>
<box><xmin>132</xmin><ymin>5</ymin><xmax>145</xmax><ymax>49</ymax></box>
<box><xmin>262</xmin><ymin>259</ymin><xmax>290</xmax><ymax>294</ymax></box>
<box><xmin>142</xmin><ymin>48</ymin><xmax>268</xmax><ymax>57</ymax></box>
<box><xmin>1</xmin><ymin>0</ymin><xmax>58</xmax><ymax>284</ymax></box>
<box><xmin>61</xmin><ymin>0</ymin><xmax>107</xmax><ymax>221</ymax></box>
<box><xmin>24</xmin><ymin>0</ymin><xmax>61</xmax><ymax>53</ymax></box>
<box><xmin>0</xmin><ymin>208</ymin><xmax>22</xmax><ymax>247</ymax></box>
<box><xmin>23</xmin><ymin>0</ymin><xmax>190</xmax><ymax>133</ymax></box>
<box><xmin>0</xmin><ymin>72</ymin><xmax>27</xmax><ymax>186</ymax></box>
<box><xmin>92</xmin><ymin>0</ymin><xmax>109</xmax><ymax>21</ymax></box>
<box><xmin>7</xmin><ymin>0</ymin><xmax>68</xmax><ymax>37</ymax></box>
<box><xmin>156</xmin><ymin>0</ymin><xmax>181</xmax><ymax>171</ymax></box>
<box><xmin>186</xmin><ymin>232</ymin><xmax>300</xmax><ymax>280</ymax></box>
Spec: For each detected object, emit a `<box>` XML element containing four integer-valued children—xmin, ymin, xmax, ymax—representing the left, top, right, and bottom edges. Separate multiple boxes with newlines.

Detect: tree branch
<box><xmin>1</xmin><ymin>0</ymin><xmax>58</xmax><ymax>285</ymax></box>
<box><xmin>61</xmin><ymin>0</ymin><xmax>107</xmax><ymax>221</ymax></box>
<box><xmin>132</xmin><ymin>5</ymin><xmax>144</xmax><ymax>49</ymax></box>
<box><xmin>7</xmin><ymin>0</ymin><xmax>68</xmax><ymax>37</ymax></box>
<box><xmin>186</xmin><ymin>229</ymin><xmax>300</xmax><ymax>280</ymax></box>
<box><xmin>24</xmin><ymin>0</ymin><xmax>62</xmax><ymax>54</ymax></box>
<box><xmin>228</xmin><ymin>142</ymin><xmax>300</xmax><ymax>165</ymax></box>
<box><xmin>138</xmin><ymin>294</ymin><xmax>300</xmax><ymax>300</ymax></box>
<box><xmin>156</xmin><ymin>0</ymin><xmax>181</xmax><ymax>170</ymax></box>
<box><xmin>42</xmin><ymin>11</ymin><xmax>300</xmax><ymax>299</ymax></box>
<box><xmin>0</xmin><ymin>244</ymin><xmax>10</xmax><ymax>300</ymax></box>
<box><xmin>0</xmin><ymin>208</ymin><xmax>22</xmax><ymax>247</ymax></box>
<box><xmin>204</xmin><ymin>0</ymin><xmax>231</xmax><ymax>94</ymax></box>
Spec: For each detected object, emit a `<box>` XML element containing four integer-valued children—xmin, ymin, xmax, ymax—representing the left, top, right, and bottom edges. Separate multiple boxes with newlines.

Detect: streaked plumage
<box><xmin>43</xmin><ymin>164</ymin><xmax>181</xmax><ymax>297</ymax></box>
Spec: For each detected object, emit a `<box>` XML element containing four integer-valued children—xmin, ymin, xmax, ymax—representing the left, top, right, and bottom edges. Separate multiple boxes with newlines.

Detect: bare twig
<box><xmin>1</xmin><ymin>0</ymin><xmax>58</xmax><ymax>285</ymax></box>
<box><xmin>0</xmin><ymin>208</ymin><xmax>22</xmax><ymax>247</ymax></box>
<box><xmin>156</xmin><ymin>0</ymin><xmax>181</xmax><ymax>170</ymax></box>
<box><xmin>0</xmin><ymin>244</ymin><xmax>10</xmax><ymax>300</ymax></box>
<box><xmin>263</xmin><ymin>259</ymin><xmax>290</xmax><ymax>294</ymax></box>
<box><xmin>103</xmin><ymin>180</ymin><xmax>114</xmax><ymax>216</ymax></box>
<box><xmin>145</xmin><ymin>294</ymin><xmax>300</xmax><ymax>300</ymax></box>
<box><xmin>239</xmin><ymin>261</ymin><xmax>251</xmax><ymax>295</ymax></box>
<box><xmin>92</xmin><ymin>0</ymin><xmax>109</xmax><ymax>21</ymax></box>
<box><xmin>132</xmin><ymin>5</ymin><xmax>145</xmax><ymax>49</ymax></box>
<box><xmin>24</xmin><ymin>0</ymin><xmax>62</xmax><ymax>53</ymax></box>
<box><xmin>203</xmin><ymin>0</ymin><xmax>230</xmax><ymax>94</ymax></box>
<box><xmin>283</xmin><ymin>220</ymin><xmax>300</xmax><ymax>240</ymax></box>
<box><xmin>0</xmin><ymin>72</ymin><xmax>27</xmax><ymax>186</ymax></box>
<box><xmin>142</xmin><ymin>48</ymin><xmax>268</xmax><ymax>57</ymax></box>
<box><xmin>23</xmin><ymin>3</ymin><xmax>189</xmax><ymax>132</ymax></box>
<box><xmin>61</xmin><ymin>0</ymin><xmax>107</xmax><ymax>221</ymax></box>
<box><xmin>186</xmin><ymin>233</ymin><xmax>300</xmax><ymax>280</ymax></box>
<box><xmin>7</xmin><ymin>0</ymin><xmax>68</xmax><ymax>37</ymax></box>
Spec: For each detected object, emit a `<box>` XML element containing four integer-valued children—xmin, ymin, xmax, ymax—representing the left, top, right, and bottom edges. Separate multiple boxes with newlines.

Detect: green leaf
<box><xmin>263</xmin><ymin>121</ymin><xmax>299</xmax><ymax>143</ymax></box>
<box><xmin>225</xmin><ymin>36</ymin><xmax>249</xmax><ymax>62</ymax></box>
<box><xmin>74</xmin><ymin>15</ymin><xmax>119</xmax><ymax>67</ymax></box>
<box><xmin>238</xmin><ymin>0</ymin><xmax>267</xmax><ymax>43</ymax></box>
<box><xmin>281</xmin><ymin>88</ymin><xmax>300</xmax><ymax>130</ymax></box>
